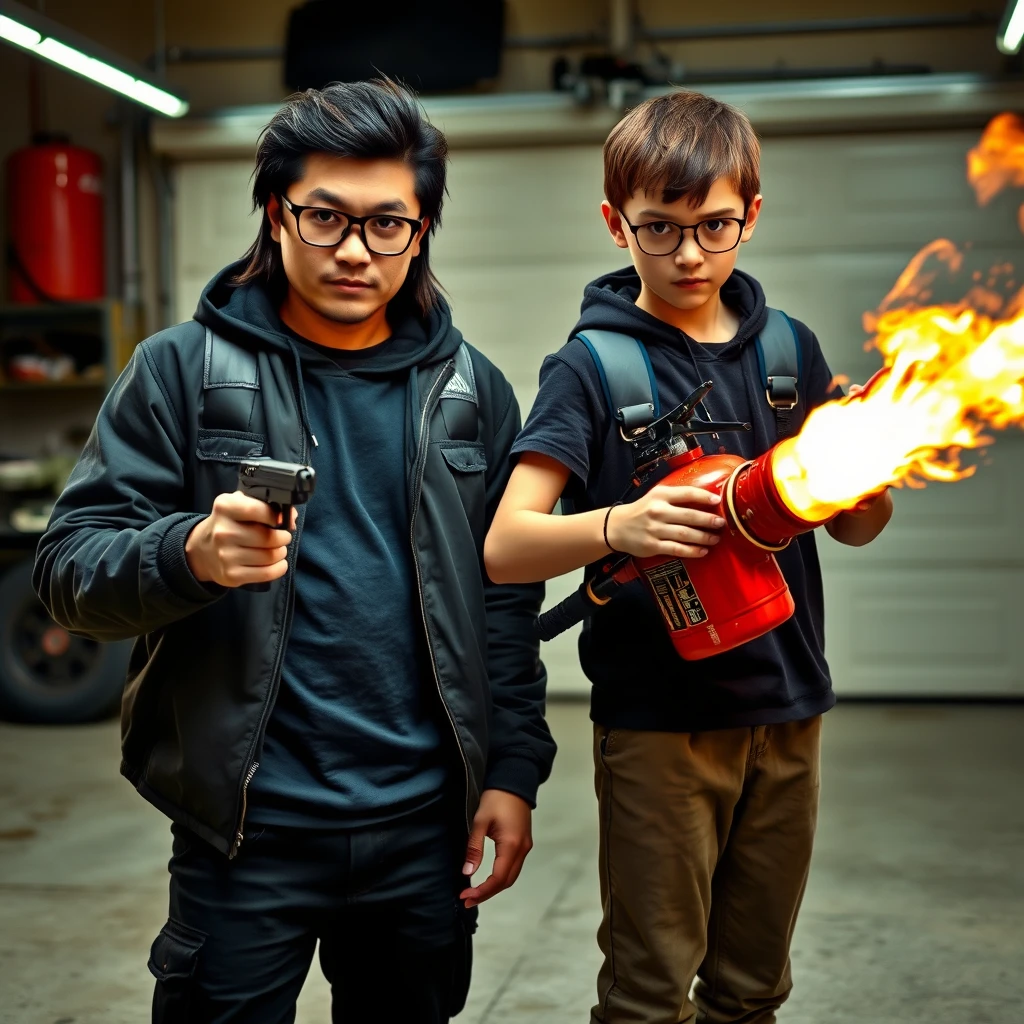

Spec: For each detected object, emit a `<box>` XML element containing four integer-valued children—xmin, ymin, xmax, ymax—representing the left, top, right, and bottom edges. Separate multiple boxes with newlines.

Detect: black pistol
<box><xmin>237</xmin><ymin>459</ymin><xmax>316</xmax><ymax>591</ymax></box>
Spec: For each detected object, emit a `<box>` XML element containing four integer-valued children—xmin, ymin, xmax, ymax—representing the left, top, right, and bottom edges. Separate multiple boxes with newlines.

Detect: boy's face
<box><xmin>267</xmin><ymin>153</ymin><xmax>430</xmax><ymax>325</ymax></box>
<box><xmin>601</xmin><ymin>175</ymin><xmax>762</xmax><ymax>316</ymax></box>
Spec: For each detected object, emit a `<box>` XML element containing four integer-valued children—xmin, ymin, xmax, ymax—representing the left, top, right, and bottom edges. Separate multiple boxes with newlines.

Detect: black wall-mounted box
<box><xmin>285</xmin><ymin>1</ymin><xmax>504</xmax><ymax>93</ymax></box>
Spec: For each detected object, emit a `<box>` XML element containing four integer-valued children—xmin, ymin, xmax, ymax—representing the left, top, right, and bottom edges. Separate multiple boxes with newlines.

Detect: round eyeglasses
<box><xmin>621</xmin><ymin>214</ymin><xmax>746</xmax><ymax>256</ymax></box>
<box><xmin>280</xmin><ymin>195</ymin><xmax>423</xmax><ymax>256</ymax></box>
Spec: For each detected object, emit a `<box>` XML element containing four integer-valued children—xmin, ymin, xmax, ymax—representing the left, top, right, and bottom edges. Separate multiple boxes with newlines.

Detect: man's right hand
<box><xmin>185</xmin><ymin>492</ymin><xmax>297</xmax><ymax>588</ymax></box>
<box><xmin>606</xmin><ymin>484</ymin><xmax>726</xmax><ymax>560</ymax></box>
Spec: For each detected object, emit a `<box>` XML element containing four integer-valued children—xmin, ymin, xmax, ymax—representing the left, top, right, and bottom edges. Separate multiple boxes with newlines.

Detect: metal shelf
<box><xmin>0</xmin><ymin>301</ymin><xmax>134</xmax><ymax>557</ymax></box>
<box><xmin>0</xmin><ymin>299</ymin><xmax>132</xmax><ymax>391</ymax></box>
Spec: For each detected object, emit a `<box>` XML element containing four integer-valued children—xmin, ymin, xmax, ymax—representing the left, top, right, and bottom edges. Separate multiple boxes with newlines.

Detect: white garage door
<box><xmin>173</xmin><ymin>129</ymin><xmax>1024</xmax><ymax>697</ymax></box>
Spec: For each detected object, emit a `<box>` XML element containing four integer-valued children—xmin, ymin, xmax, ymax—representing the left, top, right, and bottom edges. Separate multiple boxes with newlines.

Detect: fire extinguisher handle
<box><xmin>535</xmin><ymin>587</ymin><xmax>593</xmax><ymax>642</ymax></box>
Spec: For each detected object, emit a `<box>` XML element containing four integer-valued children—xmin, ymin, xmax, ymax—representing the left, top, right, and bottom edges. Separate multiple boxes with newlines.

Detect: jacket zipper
<box><xmin>410</xmin><ymin>360</ymin><xmax>473</xmax><ymax>833</ymax></box>
<box><xmin>229</xmin><ymin>442</ymin><xmax>308</xmax><ymax>859</ymax></box>
<box><xmin>231</xmin><ymin>761</ymin><xmax>260</xmax><ymax>854</ymax></box>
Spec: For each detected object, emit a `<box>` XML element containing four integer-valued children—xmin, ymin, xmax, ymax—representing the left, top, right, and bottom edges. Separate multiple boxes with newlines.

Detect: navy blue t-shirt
<box><xmin>512</xmin><ymin>268</ymin><xmax>842</xmax><ymax>732</ymax></box>
<box><xmin>248</xmin><ymin>333</ymin><xmax>447</xmax><ymax>828</ymax></box>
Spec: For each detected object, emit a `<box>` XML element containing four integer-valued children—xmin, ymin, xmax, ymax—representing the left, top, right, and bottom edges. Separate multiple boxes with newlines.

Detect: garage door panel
<box><xmin>756</xmin><ymin>133</ymin><xmax>1022</xmax><ymax>252</ymax></box>
<box><xmin>757</xmin><ymin>150</ymin><xmax>828</xmax><ymax>217</ymax></box>
<box><xmin>176</xmin><ymin>277</ymin><xmax>210</xmax><ymax>323</ymax></box>
<box><xmin>440</xmin><ymin>134</ymin><xmax>1022</xmax><ymax>265</ymax></box>
<box><xmin>843</xmin><ymin>143</ymin><xmax>976</xmax><ymax>212</ymax></box>
<box><xmin>174</xmin><ymin>161</ymin><xmax>256</xmax><ymax>323</ymax></box>
<box><xmin>437</xmin><ymin>260</ymin><xmax>622</xmax><ymax>401</ymax></box>
<box><xmin>434</xmin><ymin>147</ymin><xmax>609</xmax><ymax>266</ymax></box>
<box><xmin>823</xmin><ymin>567</ymin><xmax>1024</xmax><ymax>696</ymax></box>
<box><xmin>738</xmin><ymin>250</ymin><xmax>905</xmax><ymax>382</ymax></box>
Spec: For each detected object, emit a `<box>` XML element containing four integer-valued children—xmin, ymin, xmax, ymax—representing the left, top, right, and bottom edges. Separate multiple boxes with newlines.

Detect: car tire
<box><xmin>0</xmin><ymin>559</ymin><xmax>131</xmax><ymax>723</ymax></box>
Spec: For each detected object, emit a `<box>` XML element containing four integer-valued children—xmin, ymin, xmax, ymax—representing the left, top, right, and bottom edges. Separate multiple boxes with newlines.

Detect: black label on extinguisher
<box><xmin>643</xmin><ymin>560</ymin><xmax>708</xmax><ymax>630</ymax></box>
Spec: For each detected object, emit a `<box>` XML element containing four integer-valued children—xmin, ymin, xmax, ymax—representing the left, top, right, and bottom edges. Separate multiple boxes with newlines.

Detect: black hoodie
<box><xmin>512</xmin><ymin>267</ymin><xmax>841</xmax><ymax>732</ymax></box>
<box><xmin>34</xmin><ymin>263</ymin><xmax>556</xmax><ymax>854</ymax></box>
<box><xmin>202</xmin><ymin>280</ymin><xmax>461</xmax><ymax>828</ymax></box>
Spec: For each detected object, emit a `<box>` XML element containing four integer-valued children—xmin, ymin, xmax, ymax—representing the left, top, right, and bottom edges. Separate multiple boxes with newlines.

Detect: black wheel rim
<box><xmin>12</xmin><ymin>596</ymin><xmax>101</xmax><ymax>690</ymax></box>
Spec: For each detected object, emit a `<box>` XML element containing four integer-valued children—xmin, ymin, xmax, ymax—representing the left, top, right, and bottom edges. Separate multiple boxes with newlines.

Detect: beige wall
<box><xmin>0</xmin><ymin>0</ymin><xmax>1011</xmax><ymax>330</ymax></box>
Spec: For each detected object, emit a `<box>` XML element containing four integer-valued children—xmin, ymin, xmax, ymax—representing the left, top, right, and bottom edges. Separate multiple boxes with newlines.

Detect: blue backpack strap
<box><xmin>755</xmin><ymin>308</ymin><xmax>802</xmax><ymax>439</ymax></box>
<box><xmin>439</xmin><ymin>341</ymin><xmax>479</xmax><ymax>442</ymax></box>
<box><xmin>201</xmin><ymin>327</ymin><xmax>265</xmax><ymax>434</ymax></box>
<box><xmin>577</xmin><ymin>330</ymin><xmax>659</xmax><ymax>432</ymax></box>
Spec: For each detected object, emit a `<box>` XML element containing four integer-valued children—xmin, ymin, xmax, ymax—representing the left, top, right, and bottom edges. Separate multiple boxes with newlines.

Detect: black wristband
<box><xmin>603</xmin><ymin>501</ymin><xmax>623</xmax><ymax>553</ymax></box>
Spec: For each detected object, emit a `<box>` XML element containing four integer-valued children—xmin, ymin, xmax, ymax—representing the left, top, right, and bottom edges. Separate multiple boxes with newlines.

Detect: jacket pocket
<box><xmin>148</xmin><ymin>917</ymin><xmax>206</xmax><ymax>1023</ymax></box>
<box><xmin>195</xmin><ymin>429</ymin><xmax>266</xmax><ymax>462</ymax></box>
<box><xmin>439</xmin><ymin>441</ymin><xmax>488</xmax><ymax>540</ymax></box>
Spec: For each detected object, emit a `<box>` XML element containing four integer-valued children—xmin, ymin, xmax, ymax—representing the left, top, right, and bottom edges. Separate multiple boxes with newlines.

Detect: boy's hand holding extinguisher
<box><xmin>603</xmin><ymin>484</ymin><xmax>726</xmax><ymax>560</ymax></box>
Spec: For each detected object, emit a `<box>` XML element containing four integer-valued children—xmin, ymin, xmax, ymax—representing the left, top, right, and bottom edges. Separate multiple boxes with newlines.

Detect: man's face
<box><xmin>602</xmin><ymin>175</ymin><xmax>762</xmax><ymax>314</ymax></box>
<box><xmin>268</xmin><ymin>154</ymin><xmax>429</xmax><ymax>324</ymax></box>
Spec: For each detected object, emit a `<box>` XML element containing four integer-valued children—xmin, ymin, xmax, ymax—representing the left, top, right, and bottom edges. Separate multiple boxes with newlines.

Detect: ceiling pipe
<box><xmin>163</xmin><ymin>44</ymin><xmax>282</xmax><ymax>63</ymax></box>
<box><xmin>639</xmin><ymin>12</ymin><xmax>997</xmax><ymax>44</ymax></box>
<box><xmin>154</xmin><ymin>12</ymin><xmax>999</xmax><ymax>64</ymax></box>
<box><xmin>506</xmin><ymin>12</ymin><xmax>997</xmax><ymax>49</ymax></box>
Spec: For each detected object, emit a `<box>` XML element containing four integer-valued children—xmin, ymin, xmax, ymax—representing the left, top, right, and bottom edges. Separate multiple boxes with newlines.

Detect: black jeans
<box><xmin>149</xmin><ymin>805</ymin><xmax>476</xmax><ymax>1023</ymax></box>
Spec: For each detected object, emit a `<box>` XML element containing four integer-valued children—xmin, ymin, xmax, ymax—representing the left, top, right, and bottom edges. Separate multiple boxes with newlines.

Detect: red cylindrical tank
<box><xmin>627</xmin><ymin>443</ymin><xmax>833</xmax><ymax>660</ymax></box>
<box><xmin>6</xmin><ymin>139</ymin><xmax>105</xmax><ymax>303</ymax></box>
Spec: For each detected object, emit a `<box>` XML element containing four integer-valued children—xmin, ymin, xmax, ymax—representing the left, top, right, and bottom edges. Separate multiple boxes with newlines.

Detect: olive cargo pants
<box><xmin>591</xmin><ymin>717</ymin><xmax>822</xmax><ymax>1024</ymax></box>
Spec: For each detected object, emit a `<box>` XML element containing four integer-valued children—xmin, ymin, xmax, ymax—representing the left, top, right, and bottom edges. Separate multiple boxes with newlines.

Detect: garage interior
<box><xmin>1</xmin><ymin>1</ymin><xmax>1023</xmax><ymax>1021</ymax></box>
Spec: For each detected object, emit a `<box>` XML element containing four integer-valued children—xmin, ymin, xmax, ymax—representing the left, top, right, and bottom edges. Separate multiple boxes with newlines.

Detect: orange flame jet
<box><xmin>772</xmin><ymin>114</ymin><xmax>1024</xmax><ymax>524</ymax></box>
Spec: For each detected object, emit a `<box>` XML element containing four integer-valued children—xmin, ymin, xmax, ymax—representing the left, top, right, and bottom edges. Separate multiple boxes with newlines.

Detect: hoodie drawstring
<box><xmin>286</xmin><ymin>340</ymin><xmax>318</xmax><ymax>451</ymax></box>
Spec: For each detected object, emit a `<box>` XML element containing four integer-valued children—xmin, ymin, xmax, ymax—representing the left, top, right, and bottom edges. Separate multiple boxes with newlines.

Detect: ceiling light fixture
<box><xmin>0</xmin><ymin>0</ymin><xmax>188</xmax><ymax>117</ymax></box>
<box><xmin>997</xmin><ymin>0</ymin><xmax>1024</xmax><ymax>53</ymax></box>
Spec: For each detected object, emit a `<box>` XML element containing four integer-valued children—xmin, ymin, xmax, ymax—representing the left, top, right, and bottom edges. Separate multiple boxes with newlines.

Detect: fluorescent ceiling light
<box><xmin>0</xmin><ymin>0</ymin><xmax>188</xmax><ymax>117</ymax></box>
<box><xmin>0</xmin><ymin>13</ymin><xmax>39</xmax><ymax>48</ymax></box>
<box><xmin>997</xmin><ymin>0</ymin><xmax>1024</xmax><ymax>53</ymax></box>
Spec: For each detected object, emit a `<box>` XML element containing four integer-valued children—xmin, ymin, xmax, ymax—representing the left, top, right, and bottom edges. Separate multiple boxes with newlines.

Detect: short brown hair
<box><xmin>603</xmin><ymin>91</ymin><xmax>760</xmax><ymax>213</ymax></box>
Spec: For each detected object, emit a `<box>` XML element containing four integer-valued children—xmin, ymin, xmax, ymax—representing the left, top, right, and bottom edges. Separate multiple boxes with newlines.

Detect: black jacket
<box><xmin>34</xmin><ymin>267</ymin><xmax>555</xmax><ymax>856</ymax></box>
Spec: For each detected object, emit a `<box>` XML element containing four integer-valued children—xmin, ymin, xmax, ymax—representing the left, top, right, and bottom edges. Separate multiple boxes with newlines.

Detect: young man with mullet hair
<box><xmin>485</xmin><ymin>91</ymin><xmax>892</xmax><ymax>1023</ymax></box>
<box><xmin>34</xmin><ymin>79</ymin><xmax>554</xmax><ymax>1023</ymax></box>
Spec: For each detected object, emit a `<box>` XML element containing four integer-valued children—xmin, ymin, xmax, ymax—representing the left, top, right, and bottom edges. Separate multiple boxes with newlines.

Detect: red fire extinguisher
<box><xmin>6</xmin><ymin>136</ymin><xmax>105</xmax><ymax>303</ymax></box>
<box><xmin>536</xmin><ymin>381</ymin><xmax>834</xmax><ymax>661</ymax></box>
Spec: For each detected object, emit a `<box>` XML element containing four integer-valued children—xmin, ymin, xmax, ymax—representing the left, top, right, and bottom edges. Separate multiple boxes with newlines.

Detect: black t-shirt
<box><xmin>511</xmin><ymin>267</ymin><xmax>842</xmax><ymax>732</ymax></box>
<box><xmin>248</xmin><ymin>330</ymin><xmax>448</xmax><ymax>828</ymax></box>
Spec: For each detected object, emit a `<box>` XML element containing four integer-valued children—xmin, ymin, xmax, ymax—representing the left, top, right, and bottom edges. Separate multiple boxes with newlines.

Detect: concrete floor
<box><xmin>1</xmin><ymin>702</ymin><xmax>1023</xmax><ymax>1024</ymax></box>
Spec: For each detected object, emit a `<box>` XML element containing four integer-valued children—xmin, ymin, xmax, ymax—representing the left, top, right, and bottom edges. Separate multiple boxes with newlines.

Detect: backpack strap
<box><xmin>439</xmin><ymin>341</ymin><xmax>479</xmax><ymax>442</ymax></box>
<box><xmin>755</xmin><ymin>308</ymin><xmax>802</xmax><ymax>439</ymax></box>
<box><xmin>201</xmin><ymin>327</ymin><xmax>265</xmax><ymax>434</ymax></box>
<box><xmin>577</xmin><ymin>330</ymin><xmax>659</xmax><ymax>432</ymax></box>
<box><xmin>578</xmin><ymin>311</ymin><xmax>802</xmax><ymax>441</ymax></box>
<box><xmin>202</xmin><ymin>333</ymin><xmax>480</xmax><ymax>442</ymax></box>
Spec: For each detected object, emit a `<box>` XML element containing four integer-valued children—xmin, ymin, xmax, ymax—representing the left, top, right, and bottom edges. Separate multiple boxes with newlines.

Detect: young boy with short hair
<box><xmin>484</xmin><ymin>91</ymin><xmax>893</xmax><ymax>1024</ymax></box>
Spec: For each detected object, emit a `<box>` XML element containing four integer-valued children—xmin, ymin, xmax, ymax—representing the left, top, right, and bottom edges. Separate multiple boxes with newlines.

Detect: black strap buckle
<box><xmin>766</xmin><ymin>375</ymin><xmax>798</xmax><ymax>411</ymax></box>
<box><xmin>616</xmin><ymin>402</ymin><xmax>657</xmax><ymax>434</ymax></box>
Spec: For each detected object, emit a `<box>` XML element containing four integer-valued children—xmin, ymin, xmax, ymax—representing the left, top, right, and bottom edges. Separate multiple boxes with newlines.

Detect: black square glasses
<box><xmin>621</xmin><ymin>213</ymin><xmax>747</xmax><ymax>256</ymax></box>
<box><xmin>280</xmin><ymin>195</ymin><xmax>422</xmax><ymax>256</ymax></box>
